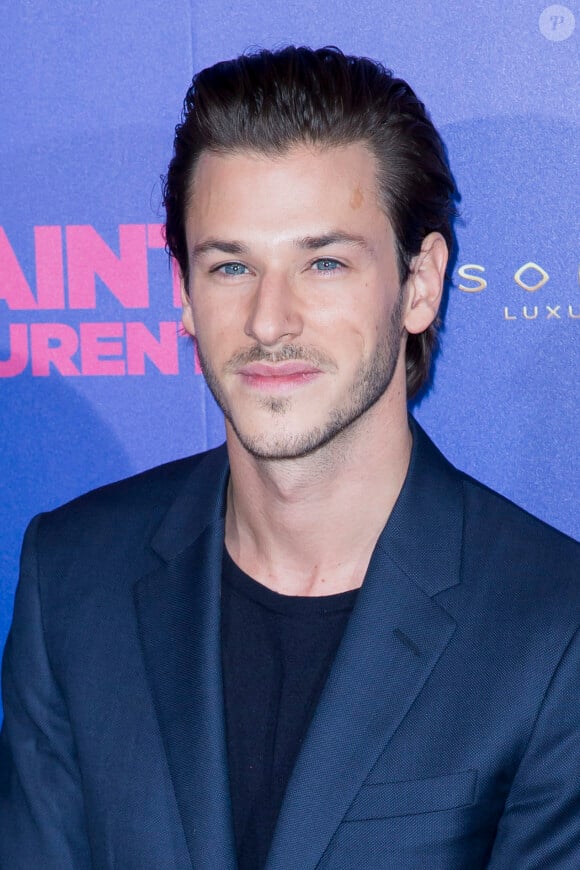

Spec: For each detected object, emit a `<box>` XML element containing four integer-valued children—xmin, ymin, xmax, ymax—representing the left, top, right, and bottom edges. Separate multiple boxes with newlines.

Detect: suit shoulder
<box><xmin>411</xmin><ymin>418</ymin><xmax>577</xmax><ymax>559</ymax></box>
<box><xmin>37</xmin><ymin>444</ymin><xmax>226</xmax><ymax>537</ymax></box>
<box><xmin>460</xmin><ymin>469</ymin><xmax>578</xmax><ymax>549</ymax></box>
<box><xmin>456</xmin><ymin>469</ymin><xmax>580</xmax><ymax>614</ymax></box>
<box><xmin>22</xmin><ymin>444</ymin><xmax>228</xmax><ymax>604</ymax></box>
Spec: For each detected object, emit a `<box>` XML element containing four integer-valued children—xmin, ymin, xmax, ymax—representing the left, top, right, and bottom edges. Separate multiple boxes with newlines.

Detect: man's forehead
<box><xmin>184</xmin><ymin>143</ymin><xmax>392</xmax><ymax>254</ymax></box>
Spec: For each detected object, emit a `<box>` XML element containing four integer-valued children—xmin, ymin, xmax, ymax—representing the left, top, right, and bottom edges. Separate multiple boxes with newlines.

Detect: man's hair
<box><xmin>164</xmin><ymin>45</ymin><xmax>456</xmax><ymax>397</ymax></box>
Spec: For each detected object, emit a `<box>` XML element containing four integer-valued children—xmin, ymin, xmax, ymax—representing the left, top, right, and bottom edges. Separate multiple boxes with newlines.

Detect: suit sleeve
<box><xmin>487</xmin><ymin>626</ymin><xmax>580</xmax><ymax>867</ymax></box>
<box><xmin>0</xmin><ymin>515</ymin><xmax>93</xmax><ymax>869</ymax></box>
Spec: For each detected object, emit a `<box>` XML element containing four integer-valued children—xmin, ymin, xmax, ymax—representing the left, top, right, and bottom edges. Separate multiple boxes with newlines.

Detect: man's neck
<box><xmin>224</xmin><ymin>402</ymin><xmax>412</xmax><ymax>597</ymax></box>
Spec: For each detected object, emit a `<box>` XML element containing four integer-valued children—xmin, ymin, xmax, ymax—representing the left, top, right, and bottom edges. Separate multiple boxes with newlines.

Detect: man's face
<box><xmin>182</xmin><ymin>143</ymin><xmax>410</xmax><ymax>460</ymax></box>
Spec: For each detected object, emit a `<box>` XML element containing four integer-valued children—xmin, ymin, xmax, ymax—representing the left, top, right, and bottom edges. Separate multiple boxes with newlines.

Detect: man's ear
<box><xmin>180</xmin><ymin>273</ymin><xmax>195</xmax><ymax>337</ymax></box>
<box><xmin>403</xmin><ymin>232</ymin><xmax>448</xmax><ymax>335</ymax></box>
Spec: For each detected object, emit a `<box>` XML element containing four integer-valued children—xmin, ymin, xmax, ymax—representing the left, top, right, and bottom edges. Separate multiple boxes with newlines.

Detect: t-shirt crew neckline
<box><xmin>222</xmin><ymin>547</ymin><xmax>360</xmax><ymax>615</ymax></box>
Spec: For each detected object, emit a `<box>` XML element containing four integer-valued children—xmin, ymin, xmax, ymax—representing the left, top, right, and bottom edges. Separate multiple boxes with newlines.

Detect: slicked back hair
<box><xmin>163</xmin><ymin>46</ymin><xmax>456</xmax><ymax>398</ymax></box>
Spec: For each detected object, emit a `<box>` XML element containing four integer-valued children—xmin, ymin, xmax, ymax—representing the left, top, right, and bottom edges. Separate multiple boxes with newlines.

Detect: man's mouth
<box><xmin>237</xmin><ymin>361</ymin><xmax>322</xmax><ymax>390</ymax></box>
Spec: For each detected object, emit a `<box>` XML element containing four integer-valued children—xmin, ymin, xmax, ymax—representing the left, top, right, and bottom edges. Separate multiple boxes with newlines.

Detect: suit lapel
<box><xmin>265</xmin><ymin>551</ymin><xmax>457</xmax><ymax>869</ymax></box>
<box><xmin>266</xmin><ymin>420</ymin><xmax>464</xmax><ymax>869</ymax></box>
<box><xmin>133</xmin><ymin>447</ymin><xmax>237</xmax><ymax>870</ymax></box>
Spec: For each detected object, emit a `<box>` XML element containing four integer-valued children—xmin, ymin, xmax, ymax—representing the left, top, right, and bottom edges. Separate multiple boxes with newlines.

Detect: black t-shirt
<box><xmin>221</xmin><ymin>549</ymin><xmax>358</xmax><ymax>870</ymax></box>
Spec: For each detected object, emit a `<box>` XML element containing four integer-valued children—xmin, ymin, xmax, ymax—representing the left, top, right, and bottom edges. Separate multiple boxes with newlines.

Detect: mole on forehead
<box><xmin>350</xmin><ymin>186</ymin><xmax>364</xmax><ymax>210</ymax></box>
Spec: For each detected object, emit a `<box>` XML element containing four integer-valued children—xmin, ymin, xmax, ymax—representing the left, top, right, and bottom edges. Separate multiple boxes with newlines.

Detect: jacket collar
<box><xmin>149</xmin><ymin>417</ymin><xmax>463</xmax><ymax>592</ymax></box>
<box><xmin>380</xmin><ymin>415</ymin><xmax>463</xmax><ymax>596</ymax></box>
<box><xmin>149</xmin><ymin>442</ymin><xmax>229</xmax><ymax>562</ymax></box>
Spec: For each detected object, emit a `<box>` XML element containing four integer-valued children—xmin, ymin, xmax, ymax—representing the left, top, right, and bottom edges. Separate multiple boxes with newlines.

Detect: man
<box><xmin>0</xmin><ymin>46</ymin><xmax>578</xmax><ymax>869</ymax></box>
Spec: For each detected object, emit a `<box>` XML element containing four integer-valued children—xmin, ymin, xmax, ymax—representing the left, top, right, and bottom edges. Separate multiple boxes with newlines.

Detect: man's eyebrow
<box><xmin>294</xmin><ymin>231</ymin><xmax>373</xmax><ymax>253</ymax></box>
<box><xmin>190</xmin><ymin>232</ymin><xmax>373</xmax><ymax>261</ymax></box>
<box><xmin>191</xmin><ymin>239</ymin><xmax>249</xmax><ymax>260</ymax></box>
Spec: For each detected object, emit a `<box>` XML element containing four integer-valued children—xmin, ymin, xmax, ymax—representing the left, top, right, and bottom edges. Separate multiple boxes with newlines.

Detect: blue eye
<box><xmin>217</xmin><ymin>262</ymin><xmax>248</xmax><ymax>276</ymax></box>
<box><xmin>313</xmin><ymin>258</ymin><xmax>342</xmax><ymax>272</ymax></box>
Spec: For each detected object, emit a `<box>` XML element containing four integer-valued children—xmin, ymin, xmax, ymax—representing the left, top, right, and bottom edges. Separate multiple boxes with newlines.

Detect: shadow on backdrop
<box><xmin>0</xmin><ymin>375</ymin><xmax>132</xmax><ymax>699</ymax></box>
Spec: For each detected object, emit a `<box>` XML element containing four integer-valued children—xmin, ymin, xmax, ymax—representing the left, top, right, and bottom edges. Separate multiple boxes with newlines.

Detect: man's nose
<box><xmin>244</xmin><ymin>272</ymin><xmax>303</xmax><ymax>347</ymax></box>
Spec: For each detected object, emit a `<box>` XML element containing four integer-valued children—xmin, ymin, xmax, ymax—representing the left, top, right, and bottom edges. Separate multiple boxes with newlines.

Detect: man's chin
<box><xmin>228</xmin><ymin>422</ymin><xmax>330</xmax><ymax>462</ymax></box>
<box><xmin>226</xmin><ymin>409</ymin><xmax>370</xmax><ymax>461</ymax></box>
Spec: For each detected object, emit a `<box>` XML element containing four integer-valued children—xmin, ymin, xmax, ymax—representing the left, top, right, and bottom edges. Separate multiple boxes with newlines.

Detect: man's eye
<box><xmin>215</xmin><ymin>262</ymin><xmax>248</xmax><ymax>276</ymax></box>
<box><xmin>312</xmin><ymin>258</ymin><xmax>343</xmax><ymax>272</ymax></box>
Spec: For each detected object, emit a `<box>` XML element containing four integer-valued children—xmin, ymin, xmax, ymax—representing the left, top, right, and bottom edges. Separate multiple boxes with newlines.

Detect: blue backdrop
<box><xmin>1</xmin><ymin>1</ymin><xmax>578</xmax><ymax>703</ymax></box>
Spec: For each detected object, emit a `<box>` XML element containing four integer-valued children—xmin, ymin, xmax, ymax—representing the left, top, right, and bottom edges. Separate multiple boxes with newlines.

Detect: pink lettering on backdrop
<box><xmin>0</xmin><ymin>221</ymin><xmax>204</xmax><ymax>378</ymax></box>
<box><xmin>0</xmin><ymin>228</ymin><xmax>37</xmax><ymax>309</ymax></box>
<box><xmin>67</xmin><ymin>224</ymin><xmax>149</xmax><ymax>309</ymax></box>
<box><xmin>35</xmin><ymin>226</ymin><xmax>65</xmax><ymax>309</ymax></box>
<box><xmin>126</xmin><ymin>321</ymin><xmax>179</xmax><ymax>375</ymax></box>
<box><xmin>0</xmin><ymin>324</ymin><xmax>28</xmax><ymax>376</ymax></box>
<box><xmin>146</xmin><ymin>223</ymin><xmax>165</xmax><ymax>249</ymax></box>
<box><xmin>30</xmin><ymin>323</ymin><xmax>80</xmax><ymax>376</ymax></box>
<box><xmin>0</xmin><ymin>321</ymin><xmax>185</xmax><ymax>377</ymax></box>
<box><xmin>147</xmin><ymin>222</ymin><xmax>182</xmax><ymax>307</ymax></box>
<box><xmin>80</xmin><ymin>322</ymin><xmax>125</xmax><ymax>375</ymax></box>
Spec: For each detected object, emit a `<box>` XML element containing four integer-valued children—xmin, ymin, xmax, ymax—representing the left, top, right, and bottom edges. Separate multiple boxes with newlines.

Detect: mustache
<box><xmin>225</xmin><ymin>344</ymin><xmax>336</xmax><ymax>372</ymax></box>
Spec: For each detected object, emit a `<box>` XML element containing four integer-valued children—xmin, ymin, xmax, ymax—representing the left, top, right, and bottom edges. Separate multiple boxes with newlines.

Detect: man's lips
<box><xmin>238</xmin><ymin>361</ymin><xmax>321</xmax><ymax>377</ymax></box>
<box><xmin>237</xmin><ymin>361</ymin><xmax>323</xmax><ymax>389</ymax></box>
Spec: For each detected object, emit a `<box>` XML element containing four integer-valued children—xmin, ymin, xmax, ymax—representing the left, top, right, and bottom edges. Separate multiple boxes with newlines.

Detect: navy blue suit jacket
<box><xmin>1</xmin><ymin>421</ymin><xmax>579</xmax><ymax>868</ymax></box>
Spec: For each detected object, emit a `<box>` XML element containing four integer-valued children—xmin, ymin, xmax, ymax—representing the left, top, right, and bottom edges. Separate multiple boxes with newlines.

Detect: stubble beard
<box><xmin>195</xmin><ymin>292</ymin><xmax>405</xmax><ymax>461</ymax></box>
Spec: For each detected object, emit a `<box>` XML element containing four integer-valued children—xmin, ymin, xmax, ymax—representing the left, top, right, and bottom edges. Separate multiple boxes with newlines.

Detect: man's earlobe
<box><xmin>404</xmin><ymin>232</ymin><xmax>448</xmax><ymax>335</ymax></box>
<box><xmin>180</xmin><ymin>273</ymin><xmax>196</xmax><ymax>338</ymax></box>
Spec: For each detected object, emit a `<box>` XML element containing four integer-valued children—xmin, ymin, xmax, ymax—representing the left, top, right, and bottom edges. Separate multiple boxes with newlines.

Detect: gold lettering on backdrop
<box><xmin>513</xmin><ymin>262</ymin><xmax>549</xmax><ymax>292</ymax></box>
<box><xmin>457</xmin><ymin>264</ymin><xmax>487</xmax><ymax>293</ymax></box>
<box><xmin>454</xmin><ymin>261</ymin><xmax>579</xmax><ymax>320</ymax></box>
<box><xmin>523</xmin><ymin>306</ymin><xmax>539</xmax><ymax>320</ymax></box>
